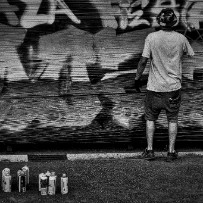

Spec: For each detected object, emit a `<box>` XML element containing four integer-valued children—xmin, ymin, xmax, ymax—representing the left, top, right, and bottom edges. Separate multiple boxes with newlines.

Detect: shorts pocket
<box><xmin>169</xmin><ymin>94</ymin><xmax>181</xmax><ymax>109</ymax></box>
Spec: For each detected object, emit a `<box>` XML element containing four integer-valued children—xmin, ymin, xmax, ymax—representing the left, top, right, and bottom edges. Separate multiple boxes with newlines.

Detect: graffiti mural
<box><xmin>0</xmin><ymin>0</ymin><xmax>102</xmax><ymax>32</ymax></box>
<box><xmin>1</xmin><ymin>0</ymin><xmax>202</xmax><ymax>80</ymax></box>
<box><xmin>0</xmin><ymin>0</ymin><xmax>203</xmax><ymax>145</ymax></box>
<box><xmin>1</xmin><ymin>0</ymin><xmax>203</xmax><ymax>32</ymax></box>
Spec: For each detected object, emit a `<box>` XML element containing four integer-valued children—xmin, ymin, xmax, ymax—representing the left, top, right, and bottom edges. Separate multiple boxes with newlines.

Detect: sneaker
<box><xmin>139</xmin><ymin>149</ymin><xmax>155</xmax><ymax>160</ymax></box>
<box><xmin>166</xmin><ymin>151</ymin><xmax>178</xmax><ymax>162</ymax></box>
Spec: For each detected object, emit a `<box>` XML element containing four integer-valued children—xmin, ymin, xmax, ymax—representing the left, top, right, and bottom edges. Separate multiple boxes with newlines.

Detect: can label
<box><xmin>22</xmin><ymin>165</ymin><xmax>29</xmax><ymax>185</ymax></box>
<box><xmin>39</xmin><ymin>173</ymin><xmax>44</xmax><ymax>191</ymax></box>
<box><xmin>18</xmin><ymin>175</ymin><xmax>26</xmax><ymax>192</ymax></box>
<box><xmin>2</xmin><ymin>168</ymin><xmax>11</xmax><ymax>192</ymax></box>
<box><xmin>2</xmin><ymin>168</ymin><xmax>10</xmax><ymax>188</ymax></box>
<box><xmin>40</xmin><ymin>176</ymin><xmax>48</xmax><ymax>195</ymax></box>
<box><xmin>17</xmin><ymin>170</ymin><xmax>26</xmax><ymax>192</ymax></box>
<box><xmin>2</xmin><ymin>175</ymin><xmax>11</xmax><ymax>192</ymax></box>
<box><xmin>48</xmin><ymin>176</ymin><xmax>56</xmax><ymax>195</ymax></box>
<box><xmin>61</xmin><ymin>175</ymin><xmax>68</xmax><ymax>194</ymax></box>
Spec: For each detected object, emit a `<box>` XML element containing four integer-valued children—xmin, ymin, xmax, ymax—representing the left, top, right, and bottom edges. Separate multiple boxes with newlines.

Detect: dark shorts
<box><xmin>144</xmin><ymin>89</ymin><xmax>181</xmax><ymax>122</ymax></box>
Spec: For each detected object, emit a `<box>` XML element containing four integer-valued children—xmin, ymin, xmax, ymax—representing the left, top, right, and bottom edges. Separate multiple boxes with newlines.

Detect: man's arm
<box><xmin>135</xmin><ymin>56</ymin><xmax>148</xmax><ymax>80</ymax></box>
<box><xmin>124</xmin><ymin>56</ymin><xmax>148</xmax><ymax>93</ymax></box>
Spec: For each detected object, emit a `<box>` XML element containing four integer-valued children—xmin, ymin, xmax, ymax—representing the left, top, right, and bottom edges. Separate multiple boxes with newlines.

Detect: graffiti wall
<box><xmin>0</xmin><ymin>0</ymin><xmax>203</xmax><ymax>145</ymax></box>
<box><xmin>1</xmin><ymin>0</ymin><xmax>203</xmax><ymax>33</ymax></box>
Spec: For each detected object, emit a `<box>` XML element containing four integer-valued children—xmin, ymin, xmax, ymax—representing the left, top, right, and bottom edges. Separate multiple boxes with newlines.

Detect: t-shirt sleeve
<box><xmin>183</xmin><ymin>37</ymin><xmax>195</xmax><ymax>56</ymax></box>
<box><xmin>142</xmin><ymin>35</ymin><xmax>151</xmax><ymax>58</ymax></box>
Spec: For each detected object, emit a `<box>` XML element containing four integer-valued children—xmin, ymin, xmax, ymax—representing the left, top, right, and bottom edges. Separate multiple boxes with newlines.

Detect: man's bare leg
<box><xmin>168</xmin><ymin>121</ymin><xmax>178</xmax><ymax>153</ymax></box>
<box><xmin>146</xmin><ymin>120</ymin><xmax>155</xmax><ymax>150</ymax></box>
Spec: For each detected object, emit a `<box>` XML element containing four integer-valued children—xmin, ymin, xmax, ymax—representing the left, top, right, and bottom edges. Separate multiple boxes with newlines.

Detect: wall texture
<box><xmin>0</xmin><ymin>0</ymin><xmax>203</xmax><ymax>145</ymax></box>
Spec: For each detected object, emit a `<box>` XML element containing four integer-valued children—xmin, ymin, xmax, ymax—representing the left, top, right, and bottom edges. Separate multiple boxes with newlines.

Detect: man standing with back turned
<box><xmin>135</xmin><ymin>8</ymin><xmax>194</xmax><ymax>162</ymax></box>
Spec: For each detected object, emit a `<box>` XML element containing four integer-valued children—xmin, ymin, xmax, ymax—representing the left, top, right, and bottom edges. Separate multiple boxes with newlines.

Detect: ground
<box><xmin>1</xmin><ymin>155</ymin><xmax>203</xmax><ymax>203</ymax></box>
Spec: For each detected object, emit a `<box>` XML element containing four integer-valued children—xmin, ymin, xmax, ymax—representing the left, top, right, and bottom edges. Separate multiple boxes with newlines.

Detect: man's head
<box><xmin>156</xmin><ymin>8</ymin><xmax>178</xmax><ymax>28</ymax></box>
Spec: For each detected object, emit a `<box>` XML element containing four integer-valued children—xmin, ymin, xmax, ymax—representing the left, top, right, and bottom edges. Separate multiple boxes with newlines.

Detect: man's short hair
<box><xmin>156</xmin><ymin>8</ymin><xmax>178</xmax><ymax>28</ymax></box>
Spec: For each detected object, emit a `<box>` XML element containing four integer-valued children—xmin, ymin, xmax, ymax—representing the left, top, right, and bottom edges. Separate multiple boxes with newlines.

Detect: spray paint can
<box><xmin>3</xmin><ymin>174</ymin><xmax>12</xmax><ymax>192</ymax></box>
<box><xmin>22</xmin><ymin>165</ymin><xmax>29</xmax><ymax>186</ymax></box>
<box><xmin>61</xmin><ymin>173</ymin><xmax>68</xmax><ymax>194</ymax></box>
<box><xmin>2</xmin><ymin>168</ymin><xmax>10</xmax><ymax>188</ymax></box>
<box><xmin>17</xmin><ymin>170</ymin><xmax>26</xmax><ymax>192</ymax></box>
<box><xmin>40</xmin><ymin>174</ymin><xmax>48</xmax><ymax>195</ymax></box>
<box><xmin>1</xmin><ymin>168</ymin><xmax>10</xmax><ymax>189</ymax></box>
<box><xmin>2</xmin><ymin>168</ymin><xmax>11</xmax><ymax>192</ymax></box>
<box><xmin>38</xmin><ymin>173</ymin><xmax>44</xmax><ymax>191</ymax></box>
<box><xmin>45</xmin><ymin>171</ymin><xmax>51</xmax><ymax>192</ymax></box>
<box><xmin>48</xmin><ymin>172</ymin><xmax>56</xmax><ymax>195</ymax></box>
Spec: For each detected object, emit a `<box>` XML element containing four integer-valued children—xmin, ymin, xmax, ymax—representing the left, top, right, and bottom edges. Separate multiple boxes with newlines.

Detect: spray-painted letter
<box><xmin>20</xmin><ymin>0</ymin><xmax>56</xmax><ymax>29</ymax></box>
<box><xmin>55</xmin><ymin>0</ymin><xmax>81</xmax><ymax>24</ymax></box>
<box><xmin>0</xmin><ymin>0</ymin><xmax>19</xmax><ymax>26</ymax></box>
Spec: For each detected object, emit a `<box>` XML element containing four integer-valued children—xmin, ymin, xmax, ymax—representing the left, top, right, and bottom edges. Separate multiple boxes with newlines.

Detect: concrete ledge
<box><xmin>0</xmin><ymin>152</ymin><xmax>203</xmax><ymax>162</ymax></box>
<box><xmin>178</xmin><ymin>151</ymin><xmax>203</xmax><ymax>156</ymax></box>
<box><xmin>0</xmin><ymin>155</ymin><xmax>28</xmax><ymax>162</ymax></box>
<box><xmin>66</xmin><ymin>152</ymin><xmax>203</xmax><ymax>161</ymax></box>
<box><xmin>66</xmin><ymin>152</ymin><xmax>141</xmax><ymax>160</ymax></box>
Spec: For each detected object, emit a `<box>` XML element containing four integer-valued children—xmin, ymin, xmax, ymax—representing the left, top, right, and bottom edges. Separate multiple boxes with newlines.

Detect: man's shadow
<box><xmin>91</xmin><ymin>93</ymin><xmax>115</xmax><ymax>129</ymax></box>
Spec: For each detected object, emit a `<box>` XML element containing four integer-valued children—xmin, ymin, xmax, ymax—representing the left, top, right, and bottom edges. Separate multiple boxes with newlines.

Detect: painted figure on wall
<box><xmin>0</xmin><ymin>0</ymin><xmax>202</xmax><ymax>139</ymax></box>
<box><xmin>12</xmin><ymin>0</ymin><xmax>102</xmax><ymax>82</ymax></box>
<box><xmin>0</xmin><ymin>0</ymin><xmax>202</xmax><ymax>87</ymax></box>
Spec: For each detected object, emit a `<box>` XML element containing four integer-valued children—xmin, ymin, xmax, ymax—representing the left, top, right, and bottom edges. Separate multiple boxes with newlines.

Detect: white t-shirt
<box><xmin>142</xmin><ymin>30</ymin><xmax>195</xmax><ymax>92</ymax></box>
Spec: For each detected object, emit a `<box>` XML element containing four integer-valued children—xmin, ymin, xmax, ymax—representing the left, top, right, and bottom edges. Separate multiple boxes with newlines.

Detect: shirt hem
<box><xmin>146</xmin><ymin>87</ymin><xmax>181</xmax><ymax>92</ymax></box>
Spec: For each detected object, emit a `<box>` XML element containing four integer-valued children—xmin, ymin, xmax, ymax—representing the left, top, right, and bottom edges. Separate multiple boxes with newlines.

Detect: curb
<box><xmin>0</xmin><ymin>152</ymin><xmax>203</xmax><ymax>162</ymax></box>
<box><xmin>0</xmin><ymin>155</ymin><xmax>28</xmax><ymax>162</ymax></box>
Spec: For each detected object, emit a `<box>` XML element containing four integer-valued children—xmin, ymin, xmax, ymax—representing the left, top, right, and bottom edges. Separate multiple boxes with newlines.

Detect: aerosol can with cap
<box><xmin>40</xmin><ymin>174</ymin><xmax>48</xmax><ymax>195</ymax></box>
<box><xmin>2</xmin><ymin>168</ymin><xmax>11</xmax><ymax>192</ymax></box>
<box><xmin>22</xmin><ymin>165</ymin><xmax>29</xmax><ymax>186</ymax></box>
<box><xmin>48</xmin><ymin>172</ymin><xmax>57</xmax><ymax>195</ymax></box>
<box><xmin>17</xmin><ymin>169</ymin><xmax>26</xmax><ymax>192</ymax></box>
<box><xmin>61</xmin><ymin>173</ymin><xmax>68</xmax><ymax>194</ymax></box>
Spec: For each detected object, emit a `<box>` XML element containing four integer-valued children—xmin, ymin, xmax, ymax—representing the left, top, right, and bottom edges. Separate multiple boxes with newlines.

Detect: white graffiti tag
<box><xmin>19</xmin><ymin>0</ymin><xmax>56</xmax><ymax>28</ymax></box>
<box><xmin>20</xmin><ymin>0</ymin><xmax>81</xmax><ymax>29</ymax></box>
<box><xmin>117</xmin><ymin>0</ymin><xmax>150</xmax><ymax>30</ymax></box>
<box><xmin>0</xmin><ymin>0</ymin><xmax>81</xmax><ymax>29</ymax></box>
